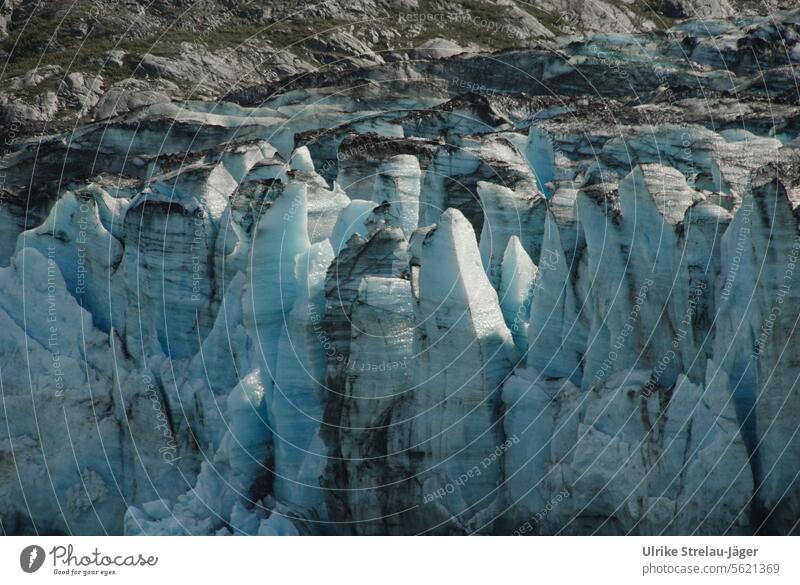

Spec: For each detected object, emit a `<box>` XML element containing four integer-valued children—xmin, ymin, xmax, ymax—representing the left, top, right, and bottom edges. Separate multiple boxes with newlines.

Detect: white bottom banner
<box><xmin>1</xmin><ymin>537</ymin><xmax>797</xmax><ymax>584</ymax></box>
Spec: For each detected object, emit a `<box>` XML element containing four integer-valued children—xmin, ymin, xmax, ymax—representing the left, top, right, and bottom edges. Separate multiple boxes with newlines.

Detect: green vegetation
<box><xmin>0</xmin><ymin>11</ymin><xmax>357</xmax><ymax>82</ymax></box>
<box><xmin>0</xmin><ymin>0</ymin><xmax>730</xmax><ymax>85</ymax></box>
<box><xmin>2</xmin><ymin>13</ymin><xmax>159</xmax><ymax>81</ymax></box>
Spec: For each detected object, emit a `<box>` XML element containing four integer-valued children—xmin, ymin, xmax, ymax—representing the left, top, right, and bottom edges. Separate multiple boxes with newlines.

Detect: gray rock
<box><xmin>410</xmin><ymin>37</ymin><xmax>471</xmax><ymax>60</ymax></box>
<box><xmin>59</xmin><ymin>72</ymin><xmax>104</xmax><ymax>117</ymax></box>
<box><xmin>662</xmin><ymin>0</ymin><xmax>735</xmax><ymax>19</ymax></box>
<box><xmin>94</xmin><ymin>79</ymin><xmax>178</xmax><ymax>120</ymax></box>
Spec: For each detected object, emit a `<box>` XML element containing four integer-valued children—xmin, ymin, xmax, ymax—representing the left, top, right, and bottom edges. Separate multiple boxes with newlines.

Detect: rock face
<box><xmin>662</xmin><ymin>0</ymin><xmax>734</xmax><ymax>19</ymax></box>
<box><xmin>0</xmin><ymin>0</ymin><xmax>777</xmax><ymax>142</ymax></box>
<box><xmin>2</xmin><ymin>7</ymin><xmax>800</xmax><ymax>536</ymax></box>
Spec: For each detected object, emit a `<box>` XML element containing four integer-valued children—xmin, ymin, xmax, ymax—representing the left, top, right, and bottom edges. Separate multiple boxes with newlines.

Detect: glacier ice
<box><xmin>2</xmin><ymin>9</ymin><xmax>800</xmax><ymax>536</ymax></box>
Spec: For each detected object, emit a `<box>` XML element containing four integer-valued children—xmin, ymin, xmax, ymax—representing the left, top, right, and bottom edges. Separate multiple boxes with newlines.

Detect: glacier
<box><xmin>2</xmin><ymin>8</ymin><xmax>800</xmax><ymax>536</ymax></box>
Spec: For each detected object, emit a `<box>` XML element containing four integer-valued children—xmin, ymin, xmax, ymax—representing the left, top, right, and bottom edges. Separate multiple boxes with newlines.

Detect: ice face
<box><xmin>371</xmin><ymin>155</ymin><xmax>421</xmax><ymax>240</ymax></box>
<box><xmin>525</xmin><ymin>127</ymin><xmax>556</xmax><ymax>196</ymax></box>
<box><xmin>329</xmin><ymin>200</ymin><xmax>376</xmax><ymax>255</ymax></box>
<box><xmin>499</xmin><ymin>236</ymin><xmax>537</xmax><ymax>353</ymax></box>
<box><xmin>387</xmin><ymin>208</ymin><xmax>516</xmax><ymax>532</ymax></box>
<box><xmin>16</xmin><ymin>190</ymin><xmax>123</xmax><ymax>333</ymax></box>
<box><xmin>244</xmin><ymin>182</ymin><xmax>311</xmax><ymax>380</ymax></box>
<box><xmin>323</xmin><ymin>276</ymin><xmax>415</xmax><ymax>534</ymax></box>
<box><xmin>0</xmin><ymin>248</ymin><xmax>194</xmax><ymax>535</ymax></box>
<box><xmin>478</xmin><ymin>181</ymin><xmax>547</xmax><ymax>289</ymax></box>
<box><xmin>271</xmin><ymin>241</ymin><xmax>334</xmax><ymax>513</ymax></box>
<box><xmin>502</xmin><ymin>365</ymin><xmax>752</xmax><ymax>535</ymax></box>
<box><xmin>3</xmin><ymin>10</ymin><xmax>800</xmax><ymax>535</ymax></box>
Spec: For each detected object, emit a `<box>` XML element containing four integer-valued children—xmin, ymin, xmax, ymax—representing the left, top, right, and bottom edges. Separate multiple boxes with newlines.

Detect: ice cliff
<box><xmin>2</xmin><ymin>8</ymin><xmax>800</xmax><ymax>535</ymax></box>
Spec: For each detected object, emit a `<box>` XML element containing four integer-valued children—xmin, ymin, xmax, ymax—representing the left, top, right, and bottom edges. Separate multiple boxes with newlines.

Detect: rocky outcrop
<box><xmin>0</xmin><ymin>1</ymin><xmax>781</xmax><ymax>141</ymax></box>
